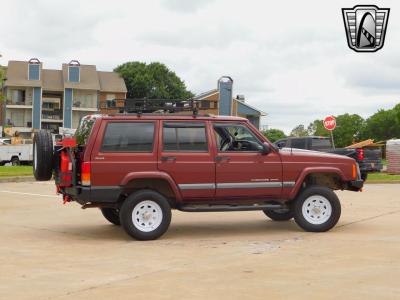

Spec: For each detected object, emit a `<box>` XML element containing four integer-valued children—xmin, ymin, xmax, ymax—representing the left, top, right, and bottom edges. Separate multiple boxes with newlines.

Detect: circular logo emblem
<box><xmin>323</xmin><ymin>116</ymin><xmax>336</xmax><ymax>131</ymax></box>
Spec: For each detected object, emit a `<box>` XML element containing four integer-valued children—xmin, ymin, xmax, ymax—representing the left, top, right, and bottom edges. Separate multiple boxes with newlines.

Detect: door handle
<box><xmin>216</xmin><ymin>156</ymin><xmax>230</xmax><ymax>162</ymax></box>
<box><xmin>161</xmin><ymin>156</ymin><xmax>176</xmax><ymax>162</ymax></box>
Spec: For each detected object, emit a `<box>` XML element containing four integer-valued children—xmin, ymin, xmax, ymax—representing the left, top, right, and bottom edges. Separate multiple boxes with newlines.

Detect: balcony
<box><xmin>72</xmin><ymin>91</ymin><xmax>98</xmax><ymax>112</ymax></box>
<box><xmin>6</xmin><ymin>89</ymin><xmax>32</xmax><ymax>107</ymax></box>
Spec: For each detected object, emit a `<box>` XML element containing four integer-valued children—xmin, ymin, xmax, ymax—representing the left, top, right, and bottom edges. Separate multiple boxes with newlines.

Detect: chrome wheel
<box><xmin>302</xmin><ymin>195</ymin><xmax>332</xmax><ymax>225</ymax></box>
<box><xmin>132</xmin><ymin>200</ymin><xmax>163</xmax><ymax>232</ymax></box>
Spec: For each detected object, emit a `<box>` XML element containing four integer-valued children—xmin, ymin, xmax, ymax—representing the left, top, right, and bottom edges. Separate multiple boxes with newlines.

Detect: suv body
<box><xmin>33</xmin><ymin>114</ymin><xmax>363</xmax><ymax>240</ymax></box>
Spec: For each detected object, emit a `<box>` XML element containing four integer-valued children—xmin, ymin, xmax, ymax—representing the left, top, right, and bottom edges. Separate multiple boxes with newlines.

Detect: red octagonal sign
<box><xmin>323</xmin><ymin>116</ymin><xmax>336</xmax><ymax>130</ymax></box>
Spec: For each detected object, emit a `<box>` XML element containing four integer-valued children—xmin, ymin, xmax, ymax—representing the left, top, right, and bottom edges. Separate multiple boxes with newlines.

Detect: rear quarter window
<box><xmin>101</xmin><ymin>122</ymin><xmax>155</xmax><ymax>152</ymax></box>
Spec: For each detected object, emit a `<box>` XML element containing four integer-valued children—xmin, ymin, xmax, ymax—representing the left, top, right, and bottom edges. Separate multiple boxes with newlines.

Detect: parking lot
<box><xmin>0</xmin><ymin>182</ymin><xmax>399</xmax><ymax>300</ymax></box>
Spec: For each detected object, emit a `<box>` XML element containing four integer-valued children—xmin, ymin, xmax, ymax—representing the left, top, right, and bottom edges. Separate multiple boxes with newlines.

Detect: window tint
<box><xmin>101</xmin><ymin>122</ymin><xmax>154</xmax><ymax>152</ymax></box>
<box><xmin>291</xmin><ymin>138</ymin><xmax>306</xmax><ymax>149</ymax></box>
<box><xmin>311</xmin><ymin>138</ymin><xmax>332</xmax><ymax>151</ymax></box>
<box><xmin>163</xmin><ymin>122</ymin><xmax>208</xmax><ymax>152</ymax></box>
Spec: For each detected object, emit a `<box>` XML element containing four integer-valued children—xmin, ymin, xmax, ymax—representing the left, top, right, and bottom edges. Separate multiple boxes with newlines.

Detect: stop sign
<box><xmin>323</xmin><ymin>116</ymin><xmax>336</xmax><ymax>130</ymax></box>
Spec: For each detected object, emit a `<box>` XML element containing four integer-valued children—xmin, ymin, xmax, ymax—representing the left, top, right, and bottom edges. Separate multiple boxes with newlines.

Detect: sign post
<box><xmin>323</xmin><ymin>116</ymin><xmax>336</xmax><ymax>149</ymax></box>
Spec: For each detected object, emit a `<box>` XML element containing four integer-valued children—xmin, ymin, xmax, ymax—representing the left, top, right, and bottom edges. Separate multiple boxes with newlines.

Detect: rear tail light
<box><xmin>59</xmin><ymin>150</ymin><xmax>73</xmax><ymax>187</ymax></box>
<box><xmin>81</xmin><ymin>162</ymin><xmax>91</xmax><ymax>186</ymax></box>
<box><xmin>352</xmin><ymin>163</ymin><xmax>357</xmax><ymax>180</ymax></box>
<box><xmin>356</xmin><ymin>148</ymin><xmax>364</xmax><ymax>161</ymax></box>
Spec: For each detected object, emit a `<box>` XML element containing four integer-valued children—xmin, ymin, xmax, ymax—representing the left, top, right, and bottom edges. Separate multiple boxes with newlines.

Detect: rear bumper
<box><xmin>63</xmin><ymin>186</ymin><xmax>122</xmax><ymax>204</ymax></box>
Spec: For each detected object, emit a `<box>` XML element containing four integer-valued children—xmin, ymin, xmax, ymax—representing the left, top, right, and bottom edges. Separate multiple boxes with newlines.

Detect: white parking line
<box><xmin>0</xmin><ymin>190</ymin><xmax>60</xmax><ymax>198</ymax></box>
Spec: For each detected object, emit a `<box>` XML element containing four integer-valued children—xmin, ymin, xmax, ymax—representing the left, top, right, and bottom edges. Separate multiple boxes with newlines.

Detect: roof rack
<box><xmin>106</xmin><ymin>98</ymin><xmax>201</xmax><ymax>117</ymax></box>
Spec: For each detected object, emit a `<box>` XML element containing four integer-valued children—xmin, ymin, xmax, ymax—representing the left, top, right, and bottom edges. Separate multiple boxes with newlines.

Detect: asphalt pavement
<box><xmin>0</xmin><ymin>182</ymin><xmax>399</xmax><ymax>300</ymax></box>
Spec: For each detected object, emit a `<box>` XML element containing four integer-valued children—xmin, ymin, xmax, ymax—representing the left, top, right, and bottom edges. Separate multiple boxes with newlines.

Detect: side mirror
<box><xmin>261</xmin><ymin>142</ymin><xmax>271</xmax><ymax>155</ymax></box>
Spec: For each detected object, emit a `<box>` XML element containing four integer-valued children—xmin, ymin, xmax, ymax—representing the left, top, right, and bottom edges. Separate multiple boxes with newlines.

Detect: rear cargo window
<box><xmin>101</xmin><ymin>122</ymin><xmax>154</xmax><ymax>152</ymax></box>
<box><xmin>75</xmin><ymin>115</ymin><xmax>99</xmax><ymax>145</ymax></box>
<box><xmin>163</xmin><ymin>122</ymin><xmax>208</xmax><ymax>152</ymax></box>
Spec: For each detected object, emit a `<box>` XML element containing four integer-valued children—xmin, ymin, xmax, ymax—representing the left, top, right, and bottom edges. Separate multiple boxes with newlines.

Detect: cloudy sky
<box><xmin>1</xmin><ymin>0</ymin><xmax>399</xmax><ymax>133</ymax></box>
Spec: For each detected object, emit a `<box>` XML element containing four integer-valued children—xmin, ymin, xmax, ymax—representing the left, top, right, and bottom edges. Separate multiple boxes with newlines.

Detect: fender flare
<box><xmin>120</xmin><ymin>171</ymin><xmax>183</xmax><ymax>202</ymax></box>
<box><xmin>288</xmin><ymin>167</ymin><xmax>345</xmax><ymax>200</ymax></box>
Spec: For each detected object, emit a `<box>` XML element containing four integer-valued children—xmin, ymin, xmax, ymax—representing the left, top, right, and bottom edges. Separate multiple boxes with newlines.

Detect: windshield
<box><xmin>74</xmin><ymin>114</ymin><xmax>100</xmax><ymax>145</ymax></box>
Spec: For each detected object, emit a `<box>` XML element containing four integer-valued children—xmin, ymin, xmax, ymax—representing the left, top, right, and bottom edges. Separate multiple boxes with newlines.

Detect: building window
<box><xmin>163</xmin><ymin>122</ymin><xmax>208</xmax><ymax>152</ymax></box>
<box><xmin>68</xmin><ymin>66</ymin><xmax>80</xmax><ymax>82</ymax></box>
<box><xmin>28</xmin><ymin>64</ymin><xmax>40</xmax><ymax>80</ymax></box>
<box><xmin>201</xmin><ymin>101</ymin><xmax>210</xmax><ymax>109</ymax></box>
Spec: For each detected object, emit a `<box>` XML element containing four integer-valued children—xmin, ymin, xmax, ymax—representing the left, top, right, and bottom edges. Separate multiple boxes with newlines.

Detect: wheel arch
<box><xmin>288</xmin><ymin>167</ymin><xmax>345</xmax><ymax>200</ymax></box>
<box><xmin>120</xmin><ymin>172</ymin><xmax>182</xmax><ymax>206</ymax></box>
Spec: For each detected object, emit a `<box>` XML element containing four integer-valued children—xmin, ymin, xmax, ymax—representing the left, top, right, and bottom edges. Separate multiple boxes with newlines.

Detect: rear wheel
<box><xmin>11</xmin><ymin>157</ymin><xmax>20</xmax><ymax>166</ymax></box>
<box><xmin>33</xmin><ymin>130</ymin><xmax>54</xmax><ymax>181</ymax></box>
<box><xmin>101</xmin><ymin>208</ymin><xmax>121</xmax><ymax>225</ymax></box>
<box><xmin>294</xmin><ymin>186</ymin><xmax>341</xmax><ymax>232</ymax></box>
<box><xmin>120</xmin><ymin>190</ymin><xmax>171</xmax><ymax>240</ymax></box>
<box><xmin>263</xmin><ymin>207</ymin><xmax>294</xmax><ymax>221</ymax></box>
<box><xmin>361</xmin><ymin>172</ymin><xmax>368</xmax><ymax>181</ymax></box>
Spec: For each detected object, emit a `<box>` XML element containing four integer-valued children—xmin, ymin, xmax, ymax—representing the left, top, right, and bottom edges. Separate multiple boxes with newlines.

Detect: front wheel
<box><xmin>294</xmin><ymin>186</ymin><xmax>341</xmax><ymax>232</ymax></box>
<box><xmin>120</xmin><ymin>190</ymin><xmax>171</xmax><ymax>240</ymax></box>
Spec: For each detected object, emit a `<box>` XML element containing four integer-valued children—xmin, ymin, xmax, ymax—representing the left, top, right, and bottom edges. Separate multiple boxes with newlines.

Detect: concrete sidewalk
<box><xmin>0</xmin><ymin>182</ymin><xmax>399</xmax><ymax>299</ymax></box>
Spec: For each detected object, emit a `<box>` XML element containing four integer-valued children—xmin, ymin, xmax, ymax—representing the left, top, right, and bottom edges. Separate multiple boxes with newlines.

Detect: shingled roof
<box><xmin>4</xmin><ymin>60</ymin><xmax>127</xmax><ymax>93</ymax></box>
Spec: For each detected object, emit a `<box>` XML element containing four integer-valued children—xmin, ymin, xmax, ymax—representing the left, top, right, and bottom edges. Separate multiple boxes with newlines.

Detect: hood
<box><xmin>279</xmin><ymin>147</ymin><xmax>354</xmax><ymax>163</ymax></box>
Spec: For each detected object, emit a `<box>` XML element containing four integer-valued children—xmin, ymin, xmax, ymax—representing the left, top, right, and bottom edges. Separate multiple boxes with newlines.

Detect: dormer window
<box><xmin>68</xmin><ymin>60</ymin><xmax>80</xmax><ymax>82</ymax></box>
<box><xmin>28</xmin><ymin>58</ymin><xmax>40</xmax><ymax>80</ymax></box>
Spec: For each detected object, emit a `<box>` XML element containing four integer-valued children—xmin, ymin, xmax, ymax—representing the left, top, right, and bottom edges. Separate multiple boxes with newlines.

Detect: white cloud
<box><xmin>0</xmin><ymin>0</ymin><xmax>399</xmax><ymax>134</ymax></box>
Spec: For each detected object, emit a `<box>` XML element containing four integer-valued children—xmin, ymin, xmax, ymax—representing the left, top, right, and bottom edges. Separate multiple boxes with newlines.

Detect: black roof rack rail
<box><xmin>106</xmin><ymin>98</ymin><xmax>201</xmax><ymax>116</ymax></box>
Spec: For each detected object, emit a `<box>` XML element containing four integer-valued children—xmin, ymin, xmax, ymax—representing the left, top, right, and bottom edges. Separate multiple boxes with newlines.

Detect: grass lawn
<box><xmin>366</xmin><ymin>172</ymin><xmax>400</xmax><ymax>182</ymax></box>
<box><xmin>0</xmin><ymin>166</ymin><xmax>33</xmax><ymax>177</ymax></box>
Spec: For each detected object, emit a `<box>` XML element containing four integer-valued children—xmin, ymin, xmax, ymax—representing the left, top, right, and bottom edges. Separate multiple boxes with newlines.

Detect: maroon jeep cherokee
<box><xmin>33</xmin><ymin>114</ymin><xmax>363</xmax><ymax>240</ymax></box>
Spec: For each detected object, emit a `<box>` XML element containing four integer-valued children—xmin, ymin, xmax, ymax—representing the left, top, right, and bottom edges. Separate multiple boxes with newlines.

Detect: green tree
<box><xmin>331</xmin><ymin>114</ymin><xmax>365</xmax><ymax>147</ymax></box>
<box><xmin>114</xmin><ymin>62</ymin><xmax>194</xmax><ymax>99</ymax></box>
<box><xmin>307</xmin><ymin>119</ymin><xmax>329</xmax><ymax>137</ymax></box>
<box><xmin>290</xmin><ymin>124</ymin><xmax>309</xmax><ymax>137</ymax></box>
<box><xmin>262</xmin><ymin>128</ymin><xmax>286</xmax><ymax>142</ymax></box>
<box><xmin>361</xmin><ymin>108</ymin><xmax>400</xmax><ymax>141</ymax></box>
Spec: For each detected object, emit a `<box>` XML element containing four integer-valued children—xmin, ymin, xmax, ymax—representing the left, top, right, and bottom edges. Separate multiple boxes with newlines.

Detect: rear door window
<box><xmin>311</xmin><ymin>138</ymin><xmax>332</xmax><ymax>151</ymax></box>
<box><xmin>163</xmin><ymin>122</ymin><xmax>208</xmax><ymax>152</ymax></box>
<box><xmin>291</xmin><ymin>138</ymin><xmax>306</xmax><ymax>149</ymax></box>
<box><xmin>101</xmin><ymin>122</ymin><xmax>155</xmax><ymax>152</ymax></box>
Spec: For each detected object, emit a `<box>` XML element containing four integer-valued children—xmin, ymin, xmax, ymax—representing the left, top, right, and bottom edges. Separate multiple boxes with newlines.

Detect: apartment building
<box><xmin>2</xmin><ymin>59</ymin><xmax>127</xmax><ymax>132</ymax></box>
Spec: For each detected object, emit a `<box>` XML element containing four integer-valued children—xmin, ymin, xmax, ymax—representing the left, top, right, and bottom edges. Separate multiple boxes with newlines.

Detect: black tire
<box><xmin>120</xmin><ymin>190</ymin><xmax>171</xmax><ymax>240</ymax></box>
<box><xmin>263</xmin><ymin>207</ymin><xmax>294</xmax><ymax>221</ymax></box>
<box><xmin>33</xmin><ymin>130</ymin><xmax>54</xmax><ymax>181</ymax></box>
<box><xmin>361</xmin><ymin>172</ymin><xmax>368</xmax><ymax>181</ymax></box>
<box><xmin>101</xmin><ymin>208</ymin><xmax>121</xmax><ymax>225</ymax></box>
<box><xmin>294</xmin><ymin>186</ymin><xmax>341</xmax><ymax>232</ymax></box>
<box><xmin>11</xmin><ymin>157</ymin><xmax>20</xmax><ymax>166</ymax></box>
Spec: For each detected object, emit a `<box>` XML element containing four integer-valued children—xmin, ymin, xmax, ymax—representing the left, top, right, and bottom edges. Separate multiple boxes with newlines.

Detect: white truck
<box><xmin>0</xmin><ymin>143</ymin><xmax>33</xmax><ymax>166</ymax></box>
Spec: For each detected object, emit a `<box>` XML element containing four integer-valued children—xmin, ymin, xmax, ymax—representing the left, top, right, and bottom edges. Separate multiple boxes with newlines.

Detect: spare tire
<box><xmin>33</xmin><ymin>130</ymin><xmax>54</xmax><ymax>181</ymax></box>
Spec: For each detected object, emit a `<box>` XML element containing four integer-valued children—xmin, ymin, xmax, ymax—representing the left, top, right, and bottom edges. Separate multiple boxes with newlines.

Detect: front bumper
<box><xmin>348</xmin><ymin>179</ymin><xmax>363</xmax><ymax>191</ymax></box>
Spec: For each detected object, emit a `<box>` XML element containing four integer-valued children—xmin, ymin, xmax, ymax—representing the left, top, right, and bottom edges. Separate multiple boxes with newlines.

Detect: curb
<box><xmin>365</xmin><ymin>181</ymin><xmax>400</xmax><ymax>184</ymax></box>
<box><xmin>0</xmin><ymin>176</ymin><xmax>36</xmax><ymax>183</ymax></box>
